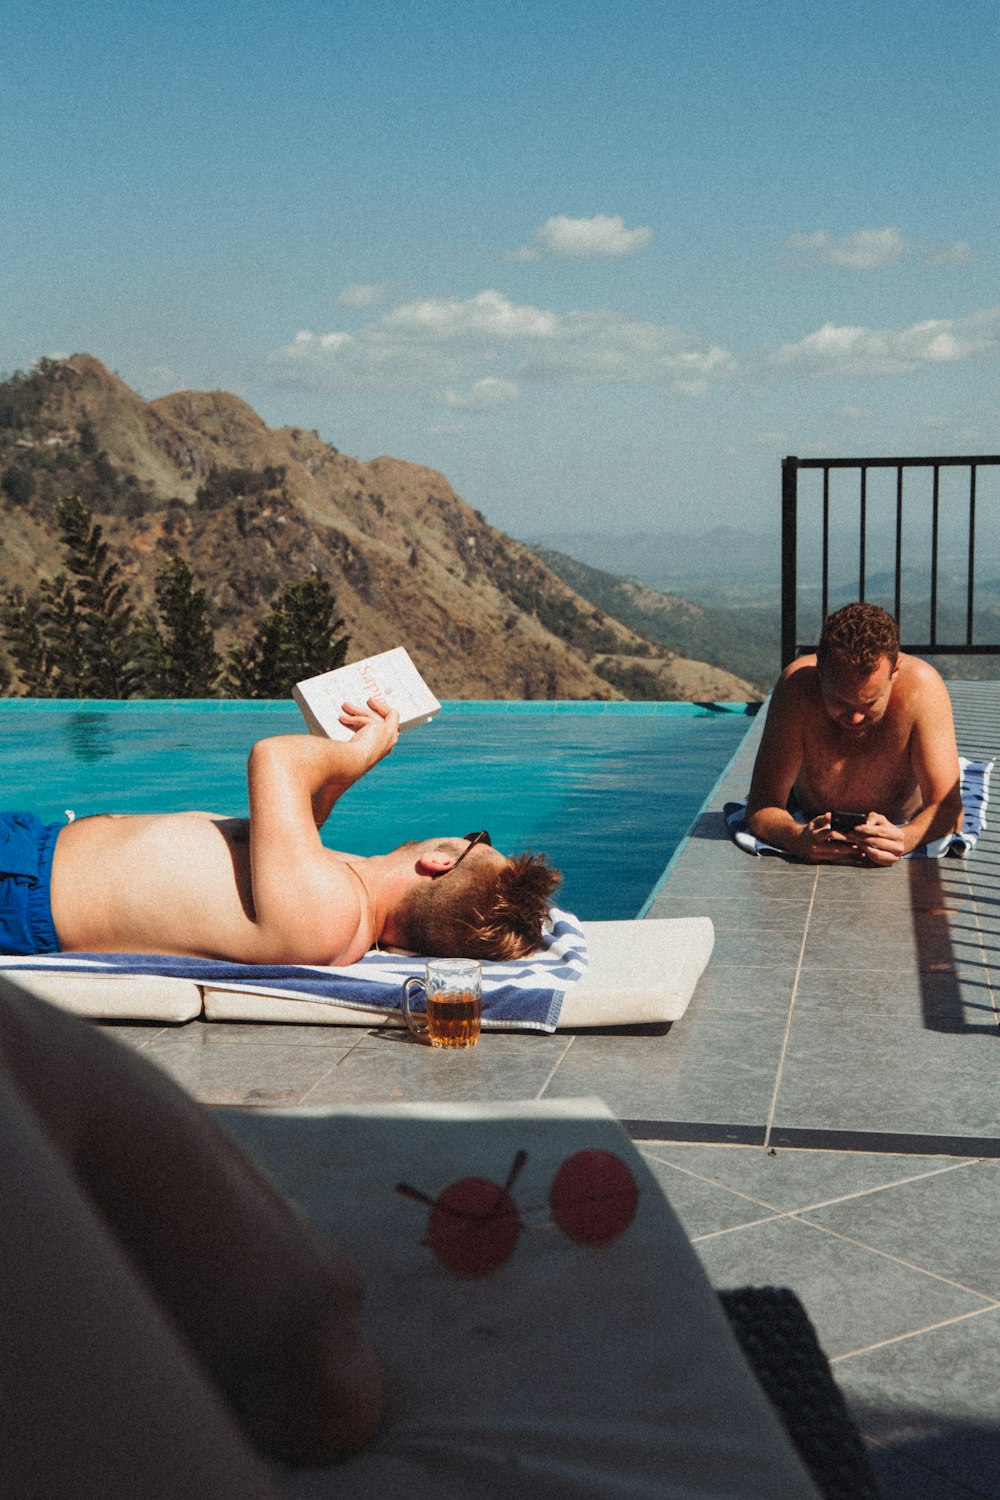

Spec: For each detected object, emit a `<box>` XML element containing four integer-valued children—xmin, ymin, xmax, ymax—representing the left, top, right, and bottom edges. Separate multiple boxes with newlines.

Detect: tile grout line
<box><xmin>534</xmin><ymin>1035</ymin><xmax>577</xmax><ymax>1099</ymax></box>
<box><xmin>830</xmin><ymin>1301</ymin><xmax>1000</xmax><ymax>1364</ymax></box>
<box><xmin>762</xmin><ymin>868</ymin><xmax>820</xmax><ymax>1149</ymax></box>
<box><xmin>691</xmin><ymin>1173</ymin><xmax>1000</xmax><ymax>1302</ymax></box>
<box><xmin>642</xmin><ymin>1149</ymin><xmax>981</xmax><ymax>1222</ymax></box>
<box><xmin>296</xmin><ymin>1032</ymin><xmax>371</xmax><ymax>1103</ymax></box>
<box><xmin>786</xmin><ymin>1212</ymin><xmax>1000</xmax><ymax>1304</ymax></box>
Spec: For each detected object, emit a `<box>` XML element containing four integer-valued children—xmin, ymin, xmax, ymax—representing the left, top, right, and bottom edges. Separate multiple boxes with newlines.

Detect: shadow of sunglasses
<box><xmin>397</xmin><ymin>1148</ymin><xmax>639</xmax><ymax>1277</ymax></box>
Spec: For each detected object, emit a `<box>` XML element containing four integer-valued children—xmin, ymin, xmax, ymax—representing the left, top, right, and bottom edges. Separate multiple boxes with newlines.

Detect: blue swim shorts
<box><xmin>0</xmin><ymin>812</ymin><xmax>63</xmax><ymax>955</ymax></box>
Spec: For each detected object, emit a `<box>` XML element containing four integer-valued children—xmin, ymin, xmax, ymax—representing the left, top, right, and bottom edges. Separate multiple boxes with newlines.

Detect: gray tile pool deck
<box><xmin>104</xmin><ymin>681</ymin><xmax>1000</xmax><ymax>1498</ymax></box>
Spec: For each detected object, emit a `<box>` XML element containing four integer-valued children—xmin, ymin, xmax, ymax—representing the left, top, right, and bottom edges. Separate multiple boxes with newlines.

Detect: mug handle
<box><xmin>401</xmin><ymin>976</ymin><xmax>428</xmax><ymax>1038</ymax></box>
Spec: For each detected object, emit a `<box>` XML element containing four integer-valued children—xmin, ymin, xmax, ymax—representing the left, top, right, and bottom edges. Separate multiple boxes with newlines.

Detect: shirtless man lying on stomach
<box><xmin>746</xmin><ymin>602</ymin><xmax>963</xmax><ymax>866</ymax></box>
<box><xmin>0</xmin><ymin>698</ymin><xmax>559</xmax><ymax>961</ymax></box>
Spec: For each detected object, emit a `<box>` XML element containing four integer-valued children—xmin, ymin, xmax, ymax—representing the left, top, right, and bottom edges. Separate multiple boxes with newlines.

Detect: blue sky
<box><xmin>3</xmin><ymin>0</ymin><xmax>998</xmax><ymax>541</ymax></box>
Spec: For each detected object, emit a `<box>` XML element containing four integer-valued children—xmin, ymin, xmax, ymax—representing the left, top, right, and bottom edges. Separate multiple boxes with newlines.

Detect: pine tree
<box><xmin>0</xmin><ymin>589</ymin><xmax>59</xmax><ymax>694</ymax></box>
<box><xmin>225</xmin><ymin>573</ymin><xmax>350</xmax><ymax>698</ymax></box>
<box><xmin>0</xmin><ymin>496</ymin><xmax>142</xmax><ymax>696</ymax></box>
<box><xmin>0</xmin><ymin>494</ymin><xmax>354</xmax><ymax>701</ymax></box>
<box><xmin>138</xmin><ymin>556</ymin><xmax>221</xmax><ymax>697</ymax></box>
<box><xmin>38</xmin><ymin>572</ymin><xmax>92</xmax><ymax>694</ymax></box>
<box><xmin>52</xmin><ymin>496</ymin><xmax>142</xmax><ymax>697</ymax></box>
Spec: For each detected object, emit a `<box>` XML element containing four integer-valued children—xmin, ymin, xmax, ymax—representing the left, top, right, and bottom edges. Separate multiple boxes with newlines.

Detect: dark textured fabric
<box><xmin>719</xmin><ymin>1286</ymin><xmax>883</xmax><ymax>1500</ymax></box>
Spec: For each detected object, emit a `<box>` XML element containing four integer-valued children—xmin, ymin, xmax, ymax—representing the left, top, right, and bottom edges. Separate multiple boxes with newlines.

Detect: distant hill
<box><xmin>531</xmin><ymin>531</ymin><xmax>1000</xmax><ymax>684</ymax></box>
<box><xmin>0</xmin><ymin>357</ymin><xmax>758</xmax><ymax>701</ymax></box>
<box><xmin>532</xmin><ymin>547</ymin><xmax>779</xmax><ymax>693</ymax></box>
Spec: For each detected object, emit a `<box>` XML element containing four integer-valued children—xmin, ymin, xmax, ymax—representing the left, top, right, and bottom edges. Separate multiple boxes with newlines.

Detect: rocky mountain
<box><xmin>0</xmin><ymin>356</ymin><xmax>758</xmax><ymax>700</ymax></box>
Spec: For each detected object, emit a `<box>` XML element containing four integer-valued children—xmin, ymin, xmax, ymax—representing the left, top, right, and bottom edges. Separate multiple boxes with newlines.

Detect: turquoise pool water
<box><xmin>0</xmin><ymin>700</ymin><xmax>751</xmax><ymax>921</ymax></box>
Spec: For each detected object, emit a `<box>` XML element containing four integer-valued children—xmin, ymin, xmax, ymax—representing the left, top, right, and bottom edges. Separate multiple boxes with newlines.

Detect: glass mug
<box><xmin>402</xmin><ymin>958</ymin><xmax>482</xmax><ymax>1049</ymax></box>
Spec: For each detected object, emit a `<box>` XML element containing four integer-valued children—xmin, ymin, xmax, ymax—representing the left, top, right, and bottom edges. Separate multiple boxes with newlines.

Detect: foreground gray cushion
<box><xmin>223</xmin><ymin>1096</ymin><xmax>820</xmax><ymax>1500</ymax></box>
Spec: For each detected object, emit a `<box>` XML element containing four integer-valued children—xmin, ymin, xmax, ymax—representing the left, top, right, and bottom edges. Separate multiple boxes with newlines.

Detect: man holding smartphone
<box><xmin>746</xmin><ymin>603</ymin><xmax>963</xmax><ymax>866</ymax></box>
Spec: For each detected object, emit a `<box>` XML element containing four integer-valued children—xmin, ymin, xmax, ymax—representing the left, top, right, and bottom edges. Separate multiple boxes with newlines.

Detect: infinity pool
<box><xmin>0</xmin><ymin>700</ymin><xmax>751</xmax><ymax>920</ymax></box>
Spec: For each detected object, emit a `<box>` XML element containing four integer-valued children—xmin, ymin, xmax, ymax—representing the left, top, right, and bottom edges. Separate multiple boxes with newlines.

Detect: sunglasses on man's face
<box><xmin>450</xmin><ymin>830</ymin><xmax>492</xmax><ymax>870</ymax></box>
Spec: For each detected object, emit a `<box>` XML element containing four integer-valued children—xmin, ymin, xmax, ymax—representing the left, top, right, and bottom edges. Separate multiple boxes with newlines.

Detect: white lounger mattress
<box><xmin>0</xmin><ymin>917</ymin><xmax>713</xmax><ymax>1029</ymax></box>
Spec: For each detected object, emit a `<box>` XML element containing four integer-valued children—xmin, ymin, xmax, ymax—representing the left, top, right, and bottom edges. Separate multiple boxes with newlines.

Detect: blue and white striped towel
<box><xmin>724</xmin><ymin>757</ymin><xmax>993</xmax><ymax>859</ymax></box>
<box><xmin>0</xmin><ymin>906</ymin><xmax>588</xmax><ymax>1033</ymax></box>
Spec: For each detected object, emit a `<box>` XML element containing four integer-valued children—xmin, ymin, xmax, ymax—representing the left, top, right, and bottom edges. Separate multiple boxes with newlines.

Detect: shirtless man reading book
<box><xmin>746</xmin><ymin>603</ymin><xmax>963</xmax><ymax>866</ymax></box>
<box><xmin>0</xmin><ymin>698</ymin><xmax>559</xmax><ymax>961</ymax></box>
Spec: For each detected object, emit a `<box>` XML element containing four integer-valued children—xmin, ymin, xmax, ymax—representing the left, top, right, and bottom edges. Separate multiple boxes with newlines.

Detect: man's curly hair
<box><xmin>817</xmin><ymin>602</ymin><xmax>900</xmax><ymax>675</ymax></box>
<box><xmin>397</xmin><ymin>852</ymin><xmax>561</xmax><ymax>961</ymax></box>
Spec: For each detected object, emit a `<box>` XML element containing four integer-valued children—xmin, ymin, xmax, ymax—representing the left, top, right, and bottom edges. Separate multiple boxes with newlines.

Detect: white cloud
<box><xmin>335</xmin><ymin>282</ymin><xmax>396</xmax><ymax>309</ymax></box>
<box><xmin>786</xmin><ymin>227</ymin><xmax>908</xmax><ymax>270</ymax></box>
<box><xmin>512</xmin><ymin>308</ymin><xmax>732</xmax><ymax>387</ymax></box>
<box><xmin>772</xmin><ymin>306</ymin><xmax>1000</xmax><ymax>378</ymax></box>
<box><xmin>267</xmin><ymin>289</ymin><xmax>732</xmax><ymax>397</ymax></box>
<box><xmin>922</xmin><ymin>240</ymin><xmax>974</xmax><ymax>267</ymax></box>
<box><xmin>270</xmin><ymin>325</ymin><xmax>462</xmax><ymax>389</ymax></box>
<box><xmin>786</xmin><ymin>226</ymin><xmax>974</xmax><ymax>272</ymax></box>
<box><xmin>838</xmin><ymin>404</ymin><xmax>873</xmax><ymax>419</ymax></box>
<box><xmin>383</xmin><ymin>290</ymin><xmax>559</xmax><ymax>341</ymax></box>
<box><xmin>506</xmin><ymin>213</ymin><xmax>653</xmax><ymax>262</ymax></box>
<box><xmin>442</xmin><ymin>378</ymin><xmax>520</xmax><ymax>410</ymax></box>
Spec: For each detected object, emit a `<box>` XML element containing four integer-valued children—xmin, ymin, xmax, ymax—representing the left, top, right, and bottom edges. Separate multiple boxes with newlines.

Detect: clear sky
<box><xmin>3</xmin><ymin>0</ymin><xmax>997</xmax><ymax>541</ymax></box>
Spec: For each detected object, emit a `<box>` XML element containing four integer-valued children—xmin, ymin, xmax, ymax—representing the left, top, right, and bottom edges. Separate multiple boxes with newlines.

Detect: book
<box><xmin>292</xmin><ymin>647</ymin><xmax>441</xmax><ymax>741</ymax></box>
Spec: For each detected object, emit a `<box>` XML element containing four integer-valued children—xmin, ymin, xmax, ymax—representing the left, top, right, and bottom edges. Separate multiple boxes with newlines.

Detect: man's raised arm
<box><xmin>244</xmin><ymin>699</ymin><xmax>399</xmax><ymax>963</ymax></box>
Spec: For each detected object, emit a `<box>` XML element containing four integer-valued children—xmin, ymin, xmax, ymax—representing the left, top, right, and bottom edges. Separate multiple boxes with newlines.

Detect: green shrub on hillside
<box><xmin>196</xmin><ymin>465</ymin><xmax>286</xmax><ymax>511</ymax></box>
<box><xmin>0</xmin><ymin>362</ymin><xmax>53</xmax><ymax>432</ymax></box>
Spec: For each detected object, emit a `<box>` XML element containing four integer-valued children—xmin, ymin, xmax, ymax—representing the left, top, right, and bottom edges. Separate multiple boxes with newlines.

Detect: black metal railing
<box><xmin>781</xmin><ymin>454</ymin><xmax>1000</xmax><ymax>668</ymax></box>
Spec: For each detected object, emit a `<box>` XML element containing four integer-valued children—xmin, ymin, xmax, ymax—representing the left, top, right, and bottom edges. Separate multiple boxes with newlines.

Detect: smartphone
<box><xmin>830</xmin><ymin>810</ymin><xmax>867</xmax><ymax>834</ymax></box>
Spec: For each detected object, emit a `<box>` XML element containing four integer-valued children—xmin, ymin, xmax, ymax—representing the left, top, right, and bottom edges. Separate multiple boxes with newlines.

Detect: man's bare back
<box><xmin>747</xmin><ymin>606</ymin><xmax>963</xmax><ymax>865</ymax></box>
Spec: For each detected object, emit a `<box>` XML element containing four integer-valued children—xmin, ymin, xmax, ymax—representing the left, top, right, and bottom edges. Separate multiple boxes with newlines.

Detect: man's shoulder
<box><xmin>895</xmin><ymin>652</ymin><xmax>949</xmax><ymax>697</ymax></box>
<box><xmin>776</xmin><ymin>654</ymin><xmax>820</xmax><ymax>704</ymax></box>
<box><xmin>891</xmin><ymin>653</ymin><xmax>953</xmax><ymax>725</ymax></box>
<box><xmin>784</xmin><ymin>652</ymin><xmax>818</xmax><ymax>679</ymax></box>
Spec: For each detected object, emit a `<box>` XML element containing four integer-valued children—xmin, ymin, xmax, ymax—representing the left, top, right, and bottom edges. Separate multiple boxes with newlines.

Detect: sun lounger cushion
<box><xmin>725</xmin><ymin>755</ymin><xmax>992</xmax><ymax>858</ymax></box>
<box><xmin>0</xmin><ymin>906</ymin><xmax>586</xmax><ymax>1031</ymax></box>
<box><xmin>201</xmin><ymin>916</ymin><xmax>713</xmax><ymax>1028</ymax></box>
<box><xmin>0</xmin><ymin>966</ymin><xmax>203</xmax><ymax>1022</ymax></box>
<box><xmin>0</xmin><ymin>917</ymin><xmax>713</xmax><ymax>1029</ymax></box>
<box><xmin>220</xmin><ymin>1096</ymin><xmax>821</xmax><ymax>1500</ymax></box>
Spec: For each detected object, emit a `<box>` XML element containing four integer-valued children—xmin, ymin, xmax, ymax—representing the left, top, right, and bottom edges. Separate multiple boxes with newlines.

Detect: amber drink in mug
<box><xmin>402</xmin><ymin>958</ymin><xmax>482</xmax><ymax>1048</ymax></box>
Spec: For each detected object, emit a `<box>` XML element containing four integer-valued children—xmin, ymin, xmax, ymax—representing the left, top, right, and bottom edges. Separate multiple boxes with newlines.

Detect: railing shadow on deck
<box><xmin>909</xmin><ymin>855</ymin><xmax>1000</xmax><ymax>1036</ymax></box>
